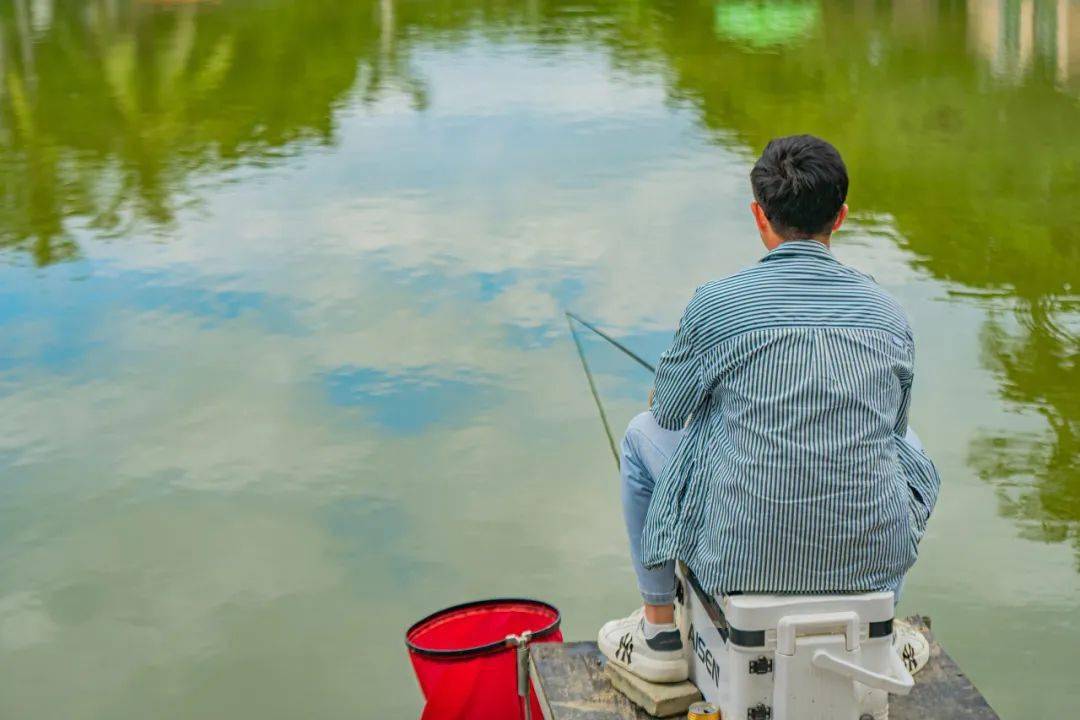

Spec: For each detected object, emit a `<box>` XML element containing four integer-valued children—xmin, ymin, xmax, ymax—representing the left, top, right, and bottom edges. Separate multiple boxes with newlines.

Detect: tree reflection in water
<box><xmin>0</xmin><ymin>0</ymin><xmax>424</xmax><ymax>264</ymax></box>
<box><xmin>973</xmin><ymin>297</ymin><xmax>1078</xmax><ymax>567</ymax></box>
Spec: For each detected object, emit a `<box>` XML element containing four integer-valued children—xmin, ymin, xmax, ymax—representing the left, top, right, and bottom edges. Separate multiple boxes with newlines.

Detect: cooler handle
<box><xmin>811</xmin><ymin>648</ymin><xmax>915</xmax><ymax>696</ymax></box>
<box><xmin>776</xmin><ymin>611</ymin><xmax>862</xmax><ymax>653</ymax></box>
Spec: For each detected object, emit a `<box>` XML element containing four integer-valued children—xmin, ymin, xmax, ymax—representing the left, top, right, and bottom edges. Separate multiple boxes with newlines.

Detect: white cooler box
<box><xmin>674</xmin><ymin>563</ymin><xmax>913</xmax><ymax>720</ymax></box>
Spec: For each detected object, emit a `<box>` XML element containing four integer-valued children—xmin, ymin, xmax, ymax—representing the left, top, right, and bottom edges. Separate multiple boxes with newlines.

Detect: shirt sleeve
<box><xmin>893</xmin><ymin>328</ymin><xmax>941</xmax><ymax>541</ymax></box>
<box><xmin>893</xmin><ymin>328</ymin><xmax>915</xmax><ymax>437</ymax></box>
<box><xmin>898</xmin><ymin>432</ymin><xmax>941</xmax><ymax>543</ymax></box>
<box><xmin>651</xmin><ymin>290</ymin><xmax>707</xmax><ymax>431</ymax></box>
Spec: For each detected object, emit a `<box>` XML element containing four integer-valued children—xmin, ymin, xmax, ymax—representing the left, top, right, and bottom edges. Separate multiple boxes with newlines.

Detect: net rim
<box><xmin>405</xmin><ymin>597</ymin><xmax>561</xmax><ymax>659</ymax></box>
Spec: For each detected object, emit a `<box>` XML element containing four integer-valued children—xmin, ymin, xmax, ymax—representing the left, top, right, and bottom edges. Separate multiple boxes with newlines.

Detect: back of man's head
<box><xmin>750</xmin><ymin>135</ymin><xmax>848</xmax><ymax>240</ymax></box>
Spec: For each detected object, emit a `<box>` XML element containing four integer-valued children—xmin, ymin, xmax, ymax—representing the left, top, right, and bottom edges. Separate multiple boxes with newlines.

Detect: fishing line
<box><xmin>565</xmin><ymin>311</ymin><xmax>656</xmax><ymax>469</ymax></box>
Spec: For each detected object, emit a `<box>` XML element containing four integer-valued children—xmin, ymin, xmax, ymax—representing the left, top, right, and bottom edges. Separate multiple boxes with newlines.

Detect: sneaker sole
<box><xmin>597</xmin><ymin>631</ymin><xmax>689</xmax><ymax>684</ymax></box>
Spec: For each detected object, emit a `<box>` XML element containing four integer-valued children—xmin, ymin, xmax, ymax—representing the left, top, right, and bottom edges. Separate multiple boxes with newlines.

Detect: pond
<box><xmin>0</xmin><ymin>1</ymin><xmax>1077</xmax><ymax>718</ymax></box>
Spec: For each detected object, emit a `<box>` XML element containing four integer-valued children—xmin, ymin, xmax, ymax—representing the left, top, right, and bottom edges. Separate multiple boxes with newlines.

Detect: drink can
<box><xmin>687</xmin><ymin>701</ymin><xmax>721</xmax><ymax>720</ymax></box>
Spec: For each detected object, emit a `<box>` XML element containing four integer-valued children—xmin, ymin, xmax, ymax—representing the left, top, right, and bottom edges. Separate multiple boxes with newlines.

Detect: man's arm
<box><xmin>651</xmin><ymin>292</ymin><xmax>707</xmax><ymax>431</ymax></box>
<box><xmin>895</xmin><ymin>334</ymin><xmax>941</xmax><ymax>540</ymax></box>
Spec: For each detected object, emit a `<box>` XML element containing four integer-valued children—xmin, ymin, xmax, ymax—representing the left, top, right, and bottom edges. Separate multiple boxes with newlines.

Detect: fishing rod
<box><xmin>565</xmin><ymin>311</ymin><xmax>655</xmax><ymax>374</ymax></box>
<box><xmin>565</xmin><ymin>311</ymin><xmax>656</xmax><ymax>468</ymax></box>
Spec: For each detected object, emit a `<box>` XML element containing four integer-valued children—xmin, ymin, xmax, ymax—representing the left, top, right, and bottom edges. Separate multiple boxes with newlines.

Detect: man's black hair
<box><xmin>750</xmin><ymin>135</ymin><xmax>848</xmax><ymax>239</ymax></box>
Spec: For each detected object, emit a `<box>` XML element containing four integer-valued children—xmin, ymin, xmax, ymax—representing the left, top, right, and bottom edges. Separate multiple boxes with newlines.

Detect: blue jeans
<box><xmin>619</xmin><ymin>411</ymin><xmax>914</xmax><ymax>605</ymax></box>
<box><xmin>620</xmin><ymin>411</ymin><xmax>682</xmax><ymax>605</ymax></box>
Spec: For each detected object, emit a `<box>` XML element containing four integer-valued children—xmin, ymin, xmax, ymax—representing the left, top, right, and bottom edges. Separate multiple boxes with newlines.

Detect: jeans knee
<box><xmin>621</xmin><ymin>411</ymin><xmax>653</xmax><ymax>457</ymax></box>
<box><xmin>625</xmin><ymin>410</ymin><xmax>657</xmax><ymax>439</ymax></box>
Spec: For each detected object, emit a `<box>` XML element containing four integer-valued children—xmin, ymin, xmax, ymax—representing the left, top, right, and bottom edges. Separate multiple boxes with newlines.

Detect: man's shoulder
<box><xmin>681</xmin><ymin>266</ymin><xmax>785</xmax><ymax>337</ymax></box>
<box><xmin>683</xmin><ymin>270</ymin><xmax>760</xmax><ymax>322</ymax></box>
<box><xmin>689</xmin><ymin>265</ymin><xmax>768</xmax><ymax>303</ymax></box>
<box><xmin>835</xmin><ymin>265</ymin><xmax>913</xmax><ymax>334</ymax></box>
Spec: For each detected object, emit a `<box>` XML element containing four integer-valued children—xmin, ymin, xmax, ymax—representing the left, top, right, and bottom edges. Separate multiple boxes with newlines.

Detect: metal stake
<box><xmin>506</xmin><ymin>631</ymin><xmax>534</xmax><ymax>720</ymax></box>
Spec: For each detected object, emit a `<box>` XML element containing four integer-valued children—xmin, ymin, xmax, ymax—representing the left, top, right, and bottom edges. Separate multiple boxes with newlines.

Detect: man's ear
<box><xmin>750</xmin><ymin>201</ymin><xmax>770</xmax><ymax>232</ymax></box>
<box><xmin>831</xmin><ymin>204</ymin><xmax>849</xmax><ymax>233</ymax></box>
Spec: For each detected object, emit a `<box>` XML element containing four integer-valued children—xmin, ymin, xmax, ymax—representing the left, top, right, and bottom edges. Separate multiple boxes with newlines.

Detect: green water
<box><xmin>0</xmin><ymin>0</ymin><xmax>1077</xmax><ymax>717</ymax></box>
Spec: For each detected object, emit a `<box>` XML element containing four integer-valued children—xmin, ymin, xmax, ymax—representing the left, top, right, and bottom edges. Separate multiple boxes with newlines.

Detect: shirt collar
<box><xmin>761</xmin><ymin>239</ymin><xmax>835</xmax><ymax>262</ymax></box>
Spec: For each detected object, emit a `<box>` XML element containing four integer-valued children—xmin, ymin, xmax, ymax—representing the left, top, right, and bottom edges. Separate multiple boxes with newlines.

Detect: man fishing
<box><xmin>597</xmin><ymin>135</ymin><xmax>941</xmax><ymax>683</ymax></box>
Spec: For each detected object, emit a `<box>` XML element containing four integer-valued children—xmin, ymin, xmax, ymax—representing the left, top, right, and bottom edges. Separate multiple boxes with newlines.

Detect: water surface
<box><xmin>0</xmin><ymin>1</ymin><xmax>1077</xmax><ymax>718</ymax></box>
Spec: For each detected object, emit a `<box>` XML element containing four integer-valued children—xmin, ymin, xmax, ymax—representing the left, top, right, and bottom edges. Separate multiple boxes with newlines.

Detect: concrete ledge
<box><xmin>603</xmin><ymin>664</ymin><xmax>702</xmax><ymax>718</ymax></box>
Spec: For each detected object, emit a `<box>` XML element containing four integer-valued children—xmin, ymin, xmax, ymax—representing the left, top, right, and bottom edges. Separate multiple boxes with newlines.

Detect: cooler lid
<box><xmin>723</xmin><ymin>592</ymin><xmax>895</xmax><ymax>633</ymax></box>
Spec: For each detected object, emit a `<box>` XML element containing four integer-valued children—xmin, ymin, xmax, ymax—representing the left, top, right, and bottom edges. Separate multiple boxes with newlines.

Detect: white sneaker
<box><xmin>893</xmin><ymin>619</ymin><xmax>930</xmax><ymax>675</ymax></box>
<box><xmin>598</xmin><ymin>608</ymin><xmax>689</xmax><ymax>683</ymax></box>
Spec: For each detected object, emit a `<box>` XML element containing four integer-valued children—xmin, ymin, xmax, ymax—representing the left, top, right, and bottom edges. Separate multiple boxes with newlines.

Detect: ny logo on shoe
<box><xmin>616</xmin><ymin>633</ymin><xmax>634</xmax><ymax>664</ymax></box>
<box><xmin>901</xmin><ymin>643</ymin><xmax>918</xmax><ymax>672</ymax></box>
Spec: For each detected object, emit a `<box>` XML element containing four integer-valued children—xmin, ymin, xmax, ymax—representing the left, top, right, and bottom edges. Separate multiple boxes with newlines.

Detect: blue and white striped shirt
<box><xmin>642</xmin><ymin>240</ymin><xmax>940</xmax><ymax>595</ymax></box>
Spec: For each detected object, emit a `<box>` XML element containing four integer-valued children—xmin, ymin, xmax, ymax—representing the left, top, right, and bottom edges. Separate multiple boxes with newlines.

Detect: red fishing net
<box><xmin>406</xmin><ymin>599</ymin><xmax>563</xmax><ymax>719</ymax></box>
